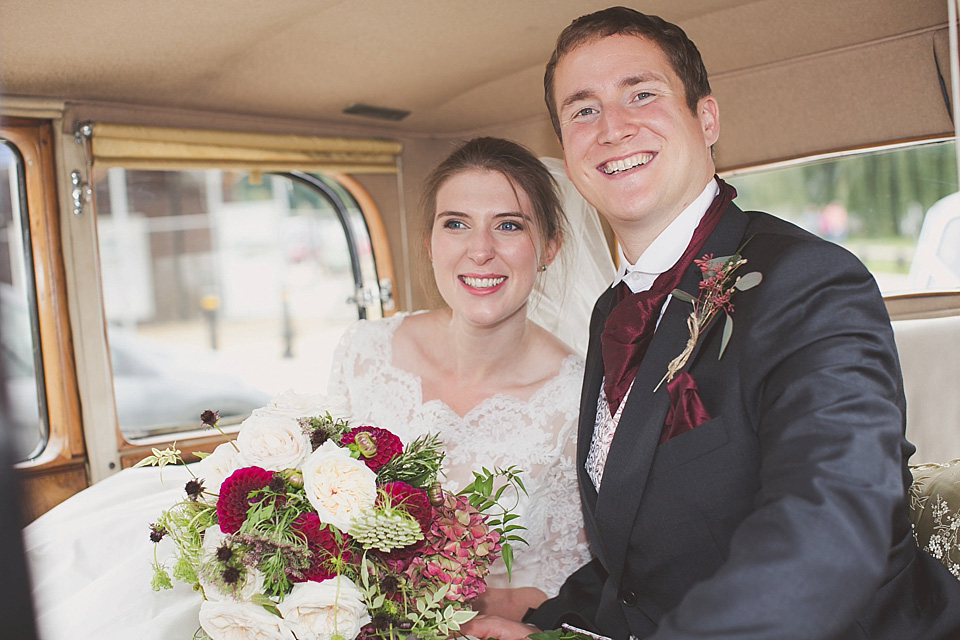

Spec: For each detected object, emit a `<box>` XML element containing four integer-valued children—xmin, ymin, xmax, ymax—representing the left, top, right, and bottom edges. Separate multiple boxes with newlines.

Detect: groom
<box><xmin>465</xmin><ymin>6</ymin><xmax>960</xmax><ymax>640</ymax></box>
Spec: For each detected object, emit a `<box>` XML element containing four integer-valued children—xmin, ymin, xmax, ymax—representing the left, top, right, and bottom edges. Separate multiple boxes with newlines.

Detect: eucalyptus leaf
<box><xmin>719</xmin><ymin>314</ymin><xmax>734</xmax><ymax>359</ymax></box>
<box><xmin>735</xmin><ymin>271</ymin><xmax>762</xmax><ymax>291</ymax></box>
<box><xmin>670</xmin><ymin>289</ymin><xmax>697</xmax><ymax>304</ymax></box>
<box><xmin>709</xmin><ymin>255</ymin><xmax>733</xmax><ymax>270</ymax></box>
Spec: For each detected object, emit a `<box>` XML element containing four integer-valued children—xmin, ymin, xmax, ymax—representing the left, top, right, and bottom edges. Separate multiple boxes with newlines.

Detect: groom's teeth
<box><xmin>462</xmin><ymin>276</ymin><xmax>506</xmax><ymax>288</ymax></box>
<box><xmin>602</xmin><ymin>153</ymin><xmax>654</xmax><ymax>175</ymax></box>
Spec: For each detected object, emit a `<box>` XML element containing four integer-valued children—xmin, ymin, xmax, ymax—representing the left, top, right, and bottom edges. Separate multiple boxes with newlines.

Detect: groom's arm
<box><xmin>523</xmin><ymin>558</ymin><xmax>607</xmax><ymax>632</ymax></box>
<box><xmin>650</xmin><ymin>235</ymin><xmax>907</xmax><ymax>639</ymax></box>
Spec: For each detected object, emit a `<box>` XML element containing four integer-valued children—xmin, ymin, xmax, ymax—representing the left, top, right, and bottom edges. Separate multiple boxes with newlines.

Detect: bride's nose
<box><xmin>467</xmin><ymin>229</ymin><xmax>495</xmax><ymax>263</ymax></box>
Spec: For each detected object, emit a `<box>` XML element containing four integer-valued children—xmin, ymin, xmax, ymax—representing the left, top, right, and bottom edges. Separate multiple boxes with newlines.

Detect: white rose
<box><xmin>259</xmin><ymin>389</ymin><xmax>351</xmax><ymax>422</ymax></box>
<box><xmin>198</xmin><ymin>526</ymin><xmax>263</xmax><ymax>602</ymax></box>
<box><xmin>195</xmin><ymin>442</ymin><xmax>246</xmax><ymax>494</ymax></box>
<box><xmin>277</xmin><ymin>576</ymin><xmax>370</xmax><ymax>640</ymax></box>
<box><xmin>237</xmin><ymin>412</ymin><xmax>312</xmax><ymax>471</ymax></box>
<box><xmin>199</xmin><ymin>599</ymin><xmax>295</xmax><ymax>640</ymax></box>
<box><xmin>301</xmin><ymin>441</ymin><xmax>377</xmax><ymax>533</ymax></box>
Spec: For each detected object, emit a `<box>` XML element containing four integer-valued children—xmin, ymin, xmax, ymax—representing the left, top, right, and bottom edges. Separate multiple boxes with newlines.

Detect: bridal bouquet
<box><xmin>140</xmin><ymin>390</ymin><xmax>525</xmax><ymax>640</ymax></box>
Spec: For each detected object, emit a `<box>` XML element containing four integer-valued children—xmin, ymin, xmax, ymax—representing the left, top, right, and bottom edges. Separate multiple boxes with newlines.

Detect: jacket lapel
<box><xmin>578</xmin><ymin>285</ymin><xmax>617</xmax><ymax>566</ymax></box>
<box><xmin>589</xmin><ymin>204</ymin><xmax>750</xmax><ymax>586</ymax></box>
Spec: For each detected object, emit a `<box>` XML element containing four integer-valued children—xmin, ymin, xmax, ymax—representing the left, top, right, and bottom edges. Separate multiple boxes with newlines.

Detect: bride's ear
<box><xmin>540</xmin><ymin>234</ymin><xmax>562</xmax><ymax>269</ymax></box>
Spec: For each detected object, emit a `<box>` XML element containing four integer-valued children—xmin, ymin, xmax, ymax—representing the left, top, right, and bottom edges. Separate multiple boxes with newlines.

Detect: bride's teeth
<box><xmin>462</xmin><ymin>276</ymin><xmax>505</xmax><ymax>288</ymax></box>
<box><xmin>602</xmin><ymin>153</ymin><xmax>653</xmax><ymax>174</ymax></box>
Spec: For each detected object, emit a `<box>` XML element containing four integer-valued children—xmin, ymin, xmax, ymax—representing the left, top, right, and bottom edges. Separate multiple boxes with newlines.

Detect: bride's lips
<box><xmin>598</xmin><ymin>151</ymin><xmax>655</xmax><ymax>176</ymax></box>
<box><xmin>459</xmin><ymin>274</ymin><xmax>507</xmax><ymax>294</ymax></box>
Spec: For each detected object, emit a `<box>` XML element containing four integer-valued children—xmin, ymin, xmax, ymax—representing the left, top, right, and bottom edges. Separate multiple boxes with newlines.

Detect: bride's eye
<box><xmin>498</xmin><ymin>220</ymin><xmax>523</xmax><ymax>232</ymax></box>
<box><xmin>442</xmin><ymin>219</ymin><xmax>467</xmax><ymax>230</ymax></box>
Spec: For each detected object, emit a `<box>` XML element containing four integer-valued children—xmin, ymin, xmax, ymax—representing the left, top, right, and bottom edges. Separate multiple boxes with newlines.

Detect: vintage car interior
<box><xmin>1</xmin><ymin>0</ymin><xmax>958</xmax><ymax>610</ymax></box>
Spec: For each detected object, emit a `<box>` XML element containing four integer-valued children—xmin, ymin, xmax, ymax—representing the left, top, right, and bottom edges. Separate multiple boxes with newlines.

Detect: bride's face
<box><xmin>429</xmin><ymin>169</ymin><xmax>547</xmax><ymax>328</ymax></box>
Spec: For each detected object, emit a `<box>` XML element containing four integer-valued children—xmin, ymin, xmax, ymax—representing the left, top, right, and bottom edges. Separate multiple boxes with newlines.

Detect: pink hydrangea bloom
<box><xmin>404</xmin><ymin>492</ymin><xmax>501</xmax><ymax>602</ymax></box>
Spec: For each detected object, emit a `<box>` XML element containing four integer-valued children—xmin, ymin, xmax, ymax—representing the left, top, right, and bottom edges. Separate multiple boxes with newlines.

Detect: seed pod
<box><xmin>428</xmin><ymin>481</ymin><xmax>444</xmax><ymax>507</ymax></box>
<box><xmin>355</xmin><ymin>431</ymin><xmax>377</xmax><ymax>458</ymax></box>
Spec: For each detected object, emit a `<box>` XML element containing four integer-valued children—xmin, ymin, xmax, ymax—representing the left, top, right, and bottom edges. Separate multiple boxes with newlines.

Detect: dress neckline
<box><xmin>380</xmin><ymin>313</ymin><xmax>582</xmax><ymax>420</ymax></box>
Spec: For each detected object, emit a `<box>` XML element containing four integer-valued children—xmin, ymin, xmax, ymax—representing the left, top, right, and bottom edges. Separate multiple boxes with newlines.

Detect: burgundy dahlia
<box><xmin>291</xmin><ymin>512</ymin><xmax>353</xmax><ymax>582</ymax></box>
<box><xmin>216</xmin><ymin>466</ymin><xmax>275</xmax><ymax>533</ymax></box>
<box><xmin>378</xmin><ymin>481</ymin><xmax>432</xmax><ymax>533</ymax></box>
<box><xmin>340</xmin><ymin>426</ymin><xmax>403</xmax><ymax>471</ymax></box>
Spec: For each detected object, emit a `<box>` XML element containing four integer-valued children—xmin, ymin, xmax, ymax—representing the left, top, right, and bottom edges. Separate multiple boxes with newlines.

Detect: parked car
<box><xmin>909</xmin><ymin>192</ymin><xmax>960</xmax><ymax>290</ymax></box>
<box><xmin>1</xmin><ymin>284</ymin><xmax>270</xmax><ymax>460</ymax></box>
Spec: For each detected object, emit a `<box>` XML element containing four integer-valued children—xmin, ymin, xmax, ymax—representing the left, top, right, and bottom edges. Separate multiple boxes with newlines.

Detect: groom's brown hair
<box><xmin>544</xmin><ymin>6</ymin><xmax>712</xmax><ymax>140</ymax></box>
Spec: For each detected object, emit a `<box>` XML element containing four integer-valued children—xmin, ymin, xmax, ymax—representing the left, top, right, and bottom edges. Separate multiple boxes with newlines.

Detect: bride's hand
<box><xmin>474</xmin><ymin>586</ymin><xmax>548</xmax><ymax>621</ymax></box>
<box><xmin>461</xmin><ymin>614</ymin><xmax>541</xmax><ymax>640</ymax></box>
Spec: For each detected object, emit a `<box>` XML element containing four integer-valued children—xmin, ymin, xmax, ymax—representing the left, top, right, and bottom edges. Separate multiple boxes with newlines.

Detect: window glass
<box><xmin>726</xmin><ymin>139</ymin><xmax>959</xmax><ymax>294</ymax></box>
<box><xmin>0</xmin><ymin>141</ymin><xmax>47</xmax><ymax>460</ymax></box>
<box><xmin>302</xmin><ymin>173</ymin><xmax>384</xmax><ymax>320</ymax></box>
<box><xmin>94</xmin><ymin>168</ymin><xmax>373</xmax><ymax>440</ymax></box>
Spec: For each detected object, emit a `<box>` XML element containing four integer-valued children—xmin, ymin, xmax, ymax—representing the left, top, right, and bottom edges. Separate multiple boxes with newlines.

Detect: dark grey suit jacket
<box><xmin>527</xmin><ymin>204</ymin><xmax>960</xmax><ymax>639</ymax></box>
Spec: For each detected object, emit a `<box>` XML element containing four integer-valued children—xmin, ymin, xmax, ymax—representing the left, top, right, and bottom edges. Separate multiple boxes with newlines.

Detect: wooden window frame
<box><xmin>2</xmin><ymin>117</ymin><xmax>87</xmax><ymax>522</ymax></box>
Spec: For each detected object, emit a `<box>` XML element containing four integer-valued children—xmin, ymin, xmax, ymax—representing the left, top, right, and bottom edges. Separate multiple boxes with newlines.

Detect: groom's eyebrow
<box><xmin>561</xmin><ymin>73</ymin><xmax>667</xmax><ymax>110</ymax></box>
<box><xmin>561</xmin><ymin>89</ymin><xmax>595</xmax><ymax>111</ymax></box>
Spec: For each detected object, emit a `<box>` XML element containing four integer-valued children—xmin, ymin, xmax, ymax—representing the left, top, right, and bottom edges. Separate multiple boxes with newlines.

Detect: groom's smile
<box><xmin>553</xmin><ymin>34</ymin><xmax>718</xmax><ymax>261</ymax></box>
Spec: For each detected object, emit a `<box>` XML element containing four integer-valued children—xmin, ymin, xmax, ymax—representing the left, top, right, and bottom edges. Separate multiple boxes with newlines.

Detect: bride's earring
<box><xmin>539</xmin><ymin>264</ymin><xmax>547</xmax><ymax>272</ymax></box>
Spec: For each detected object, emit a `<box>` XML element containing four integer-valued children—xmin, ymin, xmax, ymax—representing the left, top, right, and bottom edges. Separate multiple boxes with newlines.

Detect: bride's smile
<box><xmin>430</xmin><ymin>168</ymin><xmax>555</xmax><ymax>328</ymax></box>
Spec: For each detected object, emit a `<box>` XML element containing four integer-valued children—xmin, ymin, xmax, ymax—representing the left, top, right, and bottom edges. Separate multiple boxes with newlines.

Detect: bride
<box><xmin>21</xmin><ymin>137</ymin><xmax>613</xmax><ymax>638</ymax></box>
<box><xmin>328</xmin><ymin>137</ymin><xmax>597</xmax><ymax>620</ymax></box>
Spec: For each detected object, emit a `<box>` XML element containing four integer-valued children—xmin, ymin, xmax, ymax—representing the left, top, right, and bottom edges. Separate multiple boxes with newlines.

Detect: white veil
<box><xmin>528</xmin><ymin>157</ymin><xmax>616</xmax><ymax>356</ymax></box>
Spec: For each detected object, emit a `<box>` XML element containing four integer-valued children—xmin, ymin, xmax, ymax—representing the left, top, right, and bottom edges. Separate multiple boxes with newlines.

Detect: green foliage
<box><xmin>237</xmin><ymin>484</ymin><xmax>314</xmax><ymax>597</ymax></box>
<box><xmin>377</xmin><ymin>433</ymin><xmax>445</xmax><ymax>487</ymax></box>
<box><xmin>405</xmin><ymin>584</ymin><xmax>477</xmax><ymax>640</ymax></box>
<box><xmin>151</xmin><ymin>566</ymin><xmax>173</xmax><ymax>591</ymax></box>
<box><xmin>302</xmin><ymin>413</ymin><xmax>351</xmax><ymax>439</ymax></box>
<box><xmin>459</xmin><ymin>466</ymin><xmax>528</xmax><ymax>579</ymax></box>
<box><xmin>134</xmin><ymin>445</ymin><xmax>188</xmax><ymax>482</ymax></box>
<box><xmin>173</xmin><ymin>556</ymin><xmax>197</xmax><ymax>584</ymax></box>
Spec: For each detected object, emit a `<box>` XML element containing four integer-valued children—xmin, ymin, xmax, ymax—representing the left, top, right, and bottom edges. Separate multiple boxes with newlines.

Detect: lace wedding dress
<box><xmin>328</xmin><ymin>313</ymin><xmax>593</xmax><ymax>597</ymax></box>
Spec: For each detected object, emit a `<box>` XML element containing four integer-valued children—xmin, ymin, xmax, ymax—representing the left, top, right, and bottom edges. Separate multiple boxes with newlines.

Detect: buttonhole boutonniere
<box><xmin>654</xmin><ymin>248</ymin><xmax>762</xmax><ymax>392</ymax></box>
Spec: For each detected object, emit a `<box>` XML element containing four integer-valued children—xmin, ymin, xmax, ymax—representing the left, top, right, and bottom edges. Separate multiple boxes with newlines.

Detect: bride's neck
<box><xmin>440</xmin><ymin>309</ymin><xmax>534</xmax><ymax>381</ymax></box>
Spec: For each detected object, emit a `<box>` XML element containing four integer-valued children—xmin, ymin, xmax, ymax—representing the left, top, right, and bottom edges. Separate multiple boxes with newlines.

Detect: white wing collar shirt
<box><xmin>585</xmin><ymin>178</ymin><xmax>719</xmax><ymax>490</ymax></box>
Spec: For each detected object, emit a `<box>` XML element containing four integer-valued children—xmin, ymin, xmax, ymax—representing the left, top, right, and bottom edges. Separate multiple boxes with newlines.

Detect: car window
<box><xmin>0</xmin><ymin>141</ymin><xmax>47</xmax><ymax>460</ymax></box>
<box><xmin>94</xmin><ymin>168</ymin><xmax>372</xmax><ymax>440</ymax></box>
<box><xmin>726</xmin><ymin>139</ymin><xmax>959</xmax><ymax>294</ymax></box>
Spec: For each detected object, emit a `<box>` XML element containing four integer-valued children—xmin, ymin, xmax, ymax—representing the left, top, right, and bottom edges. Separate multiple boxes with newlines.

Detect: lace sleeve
<box><xmin>537</xmin><ymin>417</ymin><xmax>594</xmax><ymax>598</ymax></box>
<box><xmin>326</xmin><ymin>319</ymin><xmax>363</xmax><ymax>404</ymax></box>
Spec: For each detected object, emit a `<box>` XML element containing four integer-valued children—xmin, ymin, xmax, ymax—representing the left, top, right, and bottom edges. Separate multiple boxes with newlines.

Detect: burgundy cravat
<box><xmin>600</xmin><ymin>178</ymin><xmax>736</xmax><ymax>413</ymax></box>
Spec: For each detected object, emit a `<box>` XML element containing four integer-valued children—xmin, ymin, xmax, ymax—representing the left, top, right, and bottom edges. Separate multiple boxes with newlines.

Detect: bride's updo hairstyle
<box><xmin>420</xmin><ymin>137</ymin><xmax>567</xmax><ymax>268</ymax></box>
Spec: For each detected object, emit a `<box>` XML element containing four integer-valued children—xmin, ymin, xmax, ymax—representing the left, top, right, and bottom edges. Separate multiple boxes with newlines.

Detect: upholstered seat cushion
<box><xmin>910</xmin><ymin>459</ymin><xmax>960</xmax><ymax>579</ymax></box>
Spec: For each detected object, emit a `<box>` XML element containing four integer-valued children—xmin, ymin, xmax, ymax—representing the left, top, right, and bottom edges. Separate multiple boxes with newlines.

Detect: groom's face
<box><xmin>553</xmin><ymin>35</ymin><xmax>719</xmax><ymax>261</ymax></box>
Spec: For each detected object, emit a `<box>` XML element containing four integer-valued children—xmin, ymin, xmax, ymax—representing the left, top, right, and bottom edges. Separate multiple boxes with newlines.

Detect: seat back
<box><xmin>910</xmin><ymin>460</ymin><xmax>960</xmax><ymax>580</ymax></box>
